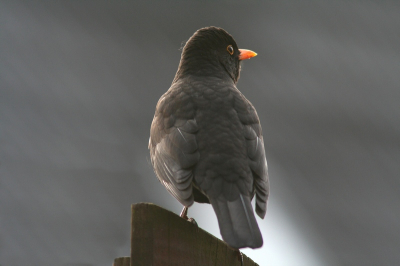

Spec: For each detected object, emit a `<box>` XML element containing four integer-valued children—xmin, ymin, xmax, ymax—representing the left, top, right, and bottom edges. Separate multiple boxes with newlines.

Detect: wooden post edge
<box><xmin>129</xmin><ymin>202</ymin><xmax>259</xmax><ymax>266</ymax></box>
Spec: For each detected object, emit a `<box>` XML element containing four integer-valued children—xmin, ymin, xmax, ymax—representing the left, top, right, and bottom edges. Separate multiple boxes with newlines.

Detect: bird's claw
<box><xmin>180</xmin><ymin>206</ymin><xmax>198</xmax><ymax>226</ymax></box>
<box><xmin>188</xmin><ymin>217</ymin><xmax>198</xmax><ymax>227</ymax></box>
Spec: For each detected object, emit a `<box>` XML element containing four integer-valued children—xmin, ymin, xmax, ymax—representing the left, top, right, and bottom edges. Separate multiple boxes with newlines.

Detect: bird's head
<box><xmin>174</xmin><ymin>26</ymin><xmax>257</xmax><ymax>84</ymax></box>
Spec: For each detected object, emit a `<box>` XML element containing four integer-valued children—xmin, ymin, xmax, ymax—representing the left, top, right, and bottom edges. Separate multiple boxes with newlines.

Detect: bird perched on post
<box><xmin>149</xmin><ymin>26</ymin><xmax>269</xmax><ymax>249</ymax></box>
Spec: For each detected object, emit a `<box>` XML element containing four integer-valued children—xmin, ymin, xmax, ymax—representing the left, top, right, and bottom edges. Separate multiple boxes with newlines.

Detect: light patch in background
<box><xmin>189</xmin><ymin>161</ymin><xmax>337</xmax><ymax>266</ymax></box>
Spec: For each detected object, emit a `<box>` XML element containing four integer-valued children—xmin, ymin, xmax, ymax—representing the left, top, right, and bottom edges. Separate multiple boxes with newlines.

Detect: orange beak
<box><xmin>239</xmin><ymin>49</ymin><xmax>257</xmax><ymax>60</ymax></box>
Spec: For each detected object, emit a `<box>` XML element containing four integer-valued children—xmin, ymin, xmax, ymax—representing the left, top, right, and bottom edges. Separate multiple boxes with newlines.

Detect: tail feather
<box><xmin>210</xmin><ymin>194</ymin><xmax>263</xmax><ymax>249</ymax></box>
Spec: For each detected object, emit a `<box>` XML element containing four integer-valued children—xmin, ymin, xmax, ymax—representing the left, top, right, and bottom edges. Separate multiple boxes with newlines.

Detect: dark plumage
<box><xmin>149</xmin><ymin>26</ymin><xmax>269</xmax><ymax>249</ymax></box>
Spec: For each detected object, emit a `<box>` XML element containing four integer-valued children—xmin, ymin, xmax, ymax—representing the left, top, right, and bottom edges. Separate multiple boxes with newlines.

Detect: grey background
<box><xmin>1</xmin><ymin>1</ymin><xmax>399</xmax><ymax>266</ymax></box>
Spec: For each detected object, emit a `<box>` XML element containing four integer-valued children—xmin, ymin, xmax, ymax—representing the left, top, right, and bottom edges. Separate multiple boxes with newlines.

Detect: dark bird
<box><xmin>149</xmin><ymin>26</ymin><xmax>269</xmax><ymax>249</ymax></box>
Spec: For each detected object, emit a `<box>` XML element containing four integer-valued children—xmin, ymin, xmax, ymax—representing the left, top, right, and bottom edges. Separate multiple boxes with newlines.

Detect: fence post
<box><xmin>113</xmin><ymin>202</ymin><xmax>259</xmax><ymax>266</ymax></box>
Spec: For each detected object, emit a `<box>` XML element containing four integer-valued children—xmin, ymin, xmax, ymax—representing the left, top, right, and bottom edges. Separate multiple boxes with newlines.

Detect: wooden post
<box><xmin>130</xmin><ymin>203</ymin><xmax>259</xmax><ymax>266</ymax></box>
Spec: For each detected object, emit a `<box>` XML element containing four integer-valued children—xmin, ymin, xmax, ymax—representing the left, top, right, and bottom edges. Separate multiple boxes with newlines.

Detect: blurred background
<box><xmin>1</xmin><ymin>1</ymin><xmax>399</xmax><ymax>265</ymax></box>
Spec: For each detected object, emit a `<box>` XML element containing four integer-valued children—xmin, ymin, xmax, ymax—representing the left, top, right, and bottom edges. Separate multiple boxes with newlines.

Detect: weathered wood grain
<box><xmin>130</xmin><ymin>203</ymin><xmax>259</xmax><ymax>266</ymax></box>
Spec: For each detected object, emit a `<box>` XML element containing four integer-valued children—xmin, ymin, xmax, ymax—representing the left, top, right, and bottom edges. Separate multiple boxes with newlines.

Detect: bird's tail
<box><xmin>210</xmin><ymin>194</ymin><xmax>263</xmax><ymax>249</ymax></box>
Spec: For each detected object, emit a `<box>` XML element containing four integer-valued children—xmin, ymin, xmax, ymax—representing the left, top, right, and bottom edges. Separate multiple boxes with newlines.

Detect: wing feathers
<box><xmin>150</xmin><ymin>117</ymin><xmax>199</xmax><ymax>206</ymax></box>
<box><xmin>243</xmin><ymin>121</ymin><xmax>269</xmax><ymax>218</ymax></box>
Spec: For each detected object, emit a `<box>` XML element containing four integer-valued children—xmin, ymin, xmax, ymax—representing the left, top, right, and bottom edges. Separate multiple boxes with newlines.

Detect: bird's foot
<box><xmin>180</xmin><ymin>206</ymin><xmax>198</xmax><ymax>226</ymax></box>
<box><xmin>188</xmin><ymin>217</ymin><xmax>198</xmax><ymax>227</ymax></box>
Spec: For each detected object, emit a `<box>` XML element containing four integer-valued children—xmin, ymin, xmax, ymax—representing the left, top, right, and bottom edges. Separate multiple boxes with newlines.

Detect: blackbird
<box><xmin>149</xmin><ymin>26</ymin><xmax>269</xmax><ymax>249</ymax></box>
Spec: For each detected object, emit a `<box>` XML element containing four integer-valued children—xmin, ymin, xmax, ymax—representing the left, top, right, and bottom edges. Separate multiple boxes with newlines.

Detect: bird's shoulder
<box><xmin>150</xmin><ymin>79</ymin><xmax>197</xmax><ymax>147</ymax></box>
<box><xmin>230</xmin><ymin>87</ymin><xmax>261</xmax><ymax>132</ymax></box>
<box><xmin>154</xmin><ymin>80</ymin><xmax>195</xmax><ymax>118</ymax></box>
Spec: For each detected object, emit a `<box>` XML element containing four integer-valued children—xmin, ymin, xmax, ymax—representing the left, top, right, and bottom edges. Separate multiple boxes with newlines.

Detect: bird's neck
<box><xmin>173</xmin><ymin>56</ymin><xmax>234</xmax><ymax>84</ymax></box>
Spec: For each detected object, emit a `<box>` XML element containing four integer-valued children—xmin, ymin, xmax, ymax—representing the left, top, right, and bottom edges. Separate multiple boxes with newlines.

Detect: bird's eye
<box><xmin>227</xmin><ymin>45</ymin><xmax>234</xmax><ymax>55</ymax></box>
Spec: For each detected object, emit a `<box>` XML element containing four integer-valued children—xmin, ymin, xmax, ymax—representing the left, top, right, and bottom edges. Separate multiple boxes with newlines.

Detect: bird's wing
<box><xmin>149</xmin><ymin>92</ymin><xmax>199</xmax><ymax>207</ymax></box>
<box><xmin>234</xmin><ymin>92</ymin><xmax>269</xmax><ymax>219</ymax></box>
